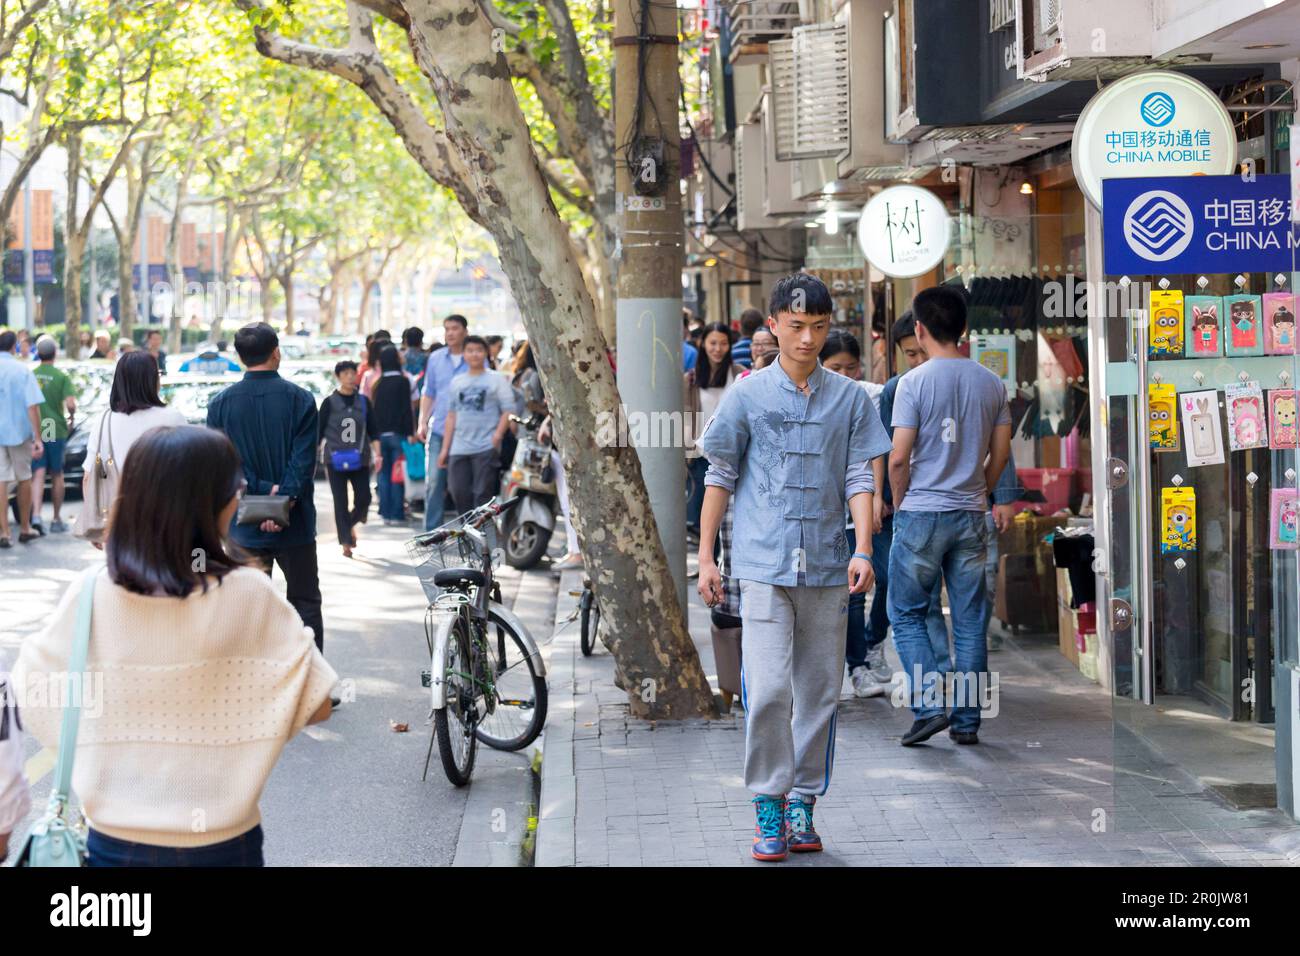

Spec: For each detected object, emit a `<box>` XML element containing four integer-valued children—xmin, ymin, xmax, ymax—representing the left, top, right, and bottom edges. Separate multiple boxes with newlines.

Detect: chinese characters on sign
<box><xmin>858</xmin><ymin>184</ymin><xmax>952</xmax><ymax>279</ymax></box>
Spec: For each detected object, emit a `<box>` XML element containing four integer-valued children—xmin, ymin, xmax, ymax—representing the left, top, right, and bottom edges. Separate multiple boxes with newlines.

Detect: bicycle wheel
<box><xmin>579</xmin><ymin>588</ymin><xmax>599</xmax><ymax>657</ymax></box>
<box><xmin>433</xmin><ymin>615</ymin><xmax>479</xmax><ymax>786</ymax></box>
<box><xmin>475</xmin><ymin>606</ymin><xmax>549</xmax><ymax>751</ymax></box>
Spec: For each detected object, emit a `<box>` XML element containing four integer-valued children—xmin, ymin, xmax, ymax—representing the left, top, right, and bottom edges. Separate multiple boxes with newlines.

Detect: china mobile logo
<box><xmin>1139</xmin><ymin>91</ymin><xmax>1175</xmax><ymax>127</ymax></box>
<box><xmin>1123</xmin><ymin>190</ymin><xmax>1194</xmax><ymax>261</ymax></box>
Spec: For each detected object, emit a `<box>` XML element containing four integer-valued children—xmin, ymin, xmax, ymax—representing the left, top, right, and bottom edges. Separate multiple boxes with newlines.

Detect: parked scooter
<box><xmin>498</xmin><ymin>413</ymin><xmax>559</xmax><ymax>569</ymax></box>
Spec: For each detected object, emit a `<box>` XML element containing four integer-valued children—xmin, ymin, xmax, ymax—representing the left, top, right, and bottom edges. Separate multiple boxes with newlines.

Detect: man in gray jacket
<box><xmin>696</xmin><ymin>273</ymin><xmax>892</xmax><ymax>862</ymax></box>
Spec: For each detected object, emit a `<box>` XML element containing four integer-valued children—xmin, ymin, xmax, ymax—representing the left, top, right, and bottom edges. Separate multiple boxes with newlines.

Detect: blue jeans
<box><xmin>424</xmin><ymin>431</ymin><xmax>449</xmax><ymax>530</ymax></box>
<box><xmin>888</xmin><ymin>510</ymin><xmax>990</xmax><ymax>733</ymax></box>
<box><xmin>983</xmin><ymin>511</ymin><xmax>999</xmax><ymax>637</ymax></box>
<box><xmin>377</xmin><ymin>433</ymin><xmax>406</xmax><ymax>520</ymax></box>
<box><xmin>87</xmin><ymin>825</ymin><xmax>264</xmax><ymax>867</ymax></box>
<box><xmin>686</xmin><ymin>455</ymin><xmax>709</xmax><ymax>528</ymax></box>
<box><xmin>848</xmin><ymin>519</ymin><xmax>950</xmax><ymax>673</ymax></box>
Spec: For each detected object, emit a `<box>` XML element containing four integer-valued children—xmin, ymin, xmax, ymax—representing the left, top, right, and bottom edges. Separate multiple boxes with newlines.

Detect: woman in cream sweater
<box><xmin>14</xmin><ymin>425</ymin><xmax>336</xmax><ymax>866</ymax></box>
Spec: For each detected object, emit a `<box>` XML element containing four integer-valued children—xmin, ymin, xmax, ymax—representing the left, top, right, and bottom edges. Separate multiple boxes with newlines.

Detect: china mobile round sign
<box><xmin>857</xmin><ymin>185</ymin><xmax>953</xmax><ymax>278</ymax></box>
<box><xmin>1073</xmin><ymin>70</ymin><xmax>1237</xmax><ymax>209</ymax></box>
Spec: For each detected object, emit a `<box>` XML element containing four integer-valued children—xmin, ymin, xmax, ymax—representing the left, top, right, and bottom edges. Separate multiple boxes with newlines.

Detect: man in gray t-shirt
<box><xmin>887</xmin><ymin>286</ymin><xmax>1011</xmax><ymax>747</ymax></box>
<box><xmin>438</xmin><ymin>336</ymin><xmax>515</xmax><ymax>514</ymax></box>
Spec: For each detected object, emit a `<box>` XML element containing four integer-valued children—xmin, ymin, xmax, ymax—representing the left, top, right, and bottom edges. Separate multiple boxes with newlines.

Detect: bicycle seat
<box><xmin>434</xmin><ymin>567</ymin><xmax>486</xmax><ymax>589</ymax></box>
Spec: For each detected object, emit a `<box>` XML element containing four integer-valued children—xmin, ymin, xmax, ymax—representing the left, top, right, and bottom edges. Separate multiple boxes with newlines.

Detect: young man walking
<box><xmin>437</xmin><ymin>335</ymin><xmax>514</xmax><ymax>514</ymax></box>
<box><xmin>319</xmin><ymin>360</ymin><xmax>381</xmax><ymax>558</ymax></box>
<box><xmin>417</xmin><ymin>314</ymin><xmax>468</xmax><ymax>529</ymax></box>
<box><xmin>207</xmin><ymin>323</ymin><xmax>325</xmax><ymax>657</ymax></box>
<box><xmin>887</xmin><ymin>287</ymin><xmax>1011</xmax><ymax>747</ymax></box>
<box><xmin>697</xmin><ymin>273</ymin><xmax>892</xmax><ymax>862</ymax></box>
<box><xmin>30</xmin><ymin>336</ymin><xmax>77</xmax><ymax>534</ymax></box>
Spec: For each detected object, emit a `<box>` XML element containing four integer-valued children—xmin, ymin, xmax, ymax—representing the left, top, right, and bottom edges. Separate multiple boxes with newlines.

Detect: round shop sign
<box><xmin>857</xmin><ymin>185</ymin><xmax>953</xmax><ymax>279</ymax></box>
<box><xmin>1073</xmin><ymin>70</ymin><xmax>1237</xmax><ymax>209</ymax></box>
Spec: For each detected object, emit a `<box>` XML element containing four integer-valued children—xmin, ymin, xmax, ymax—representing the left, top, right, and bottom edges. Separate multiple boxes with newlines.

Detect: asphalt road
<box><xmin>0</xmin><ymin>482</ymin><xmax>558</xmax><ymax>866</ymax></box>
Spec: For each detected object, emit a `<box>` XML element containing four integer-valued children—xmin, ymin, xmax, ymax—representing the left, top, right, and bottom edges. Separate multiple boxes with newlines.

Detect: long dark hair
<box><xmin>109</xmin><ymin>351</ymin><xmax>165</xmax><ymax>414</ymax></box>
<box><xmin>695</xmin><ymin>322</ymin><xmax>734</xmax><ymax>389</ymax></box>
<box><xmin>378</xmin><ymin>343</ymin><xmax>402</xmax><ymax>372</ymax></box>
<box><xmin>107</xmin><ymin>426</ymin><xmax>245</xmax><ymax>597</ymax></box>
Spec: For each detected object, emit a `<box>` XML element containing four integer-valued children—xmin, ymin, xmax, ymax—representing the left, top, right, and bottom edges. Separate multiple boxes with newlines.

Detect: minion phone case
<box><xmin>1148</xmin><ymin>290</ymin><xmax>1184</xmax><ymax>357</ymax></box>
<box><xmin>1225</xmin><ymin>294</ymin><xmax>1264</xmax><ymax>357</ymax></box>
<box><xmin>1271</xmin><ymin>489</ymin><xmax>1300</xmax><ymax>551</ymax></box>
<box><xmin>1263</xmin><ymin>292</ymin><xmax>1297</xmax><ymax>355</ymax></box>
<box><xmin>1161</xmin><ymin>487</ymin><xmax>1196</xmax><ymax>554</ymax></box>
<box><xmin>1148</xmin><ymin>382</ymin><xmax>1179</xmax><ymax>452</ymax></box>
<box><xmin>1184</xmin><ymin>295</ymin><xmax>1222</xmax><ymax>358</ymax></box>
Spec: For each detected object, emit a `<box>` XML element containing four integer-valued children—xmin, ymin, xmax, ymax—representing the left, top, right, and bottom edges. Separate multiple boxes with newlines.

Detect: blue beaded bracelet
<box><xmin>852</xmin><ymin>552</ymin><xmax>871</xmax><ymax>561</ymax></box>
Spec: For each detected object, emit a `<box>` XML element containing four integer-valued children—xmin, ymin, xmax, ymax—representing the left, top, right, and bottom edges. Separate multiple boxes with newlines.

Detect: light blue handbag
<box><xmin>17</xmin><ymin>568</ymin><xmax>97</xmax><ymax>867</ymax></box>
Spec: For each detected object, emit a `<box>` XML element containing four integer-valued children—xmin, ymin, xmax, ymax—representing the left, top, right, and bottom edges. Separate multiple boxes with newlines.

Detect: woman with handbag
<box><xmin>371</xmin><ymin>345</ymin><xmax>416</xmax><ymax>524</ymax></box>
<box><xmin>77</xmin><ymin>352</ymin><xmax>185</xmax><ymax>543</ymax></box>
<box><xmin>12</xmin><ymin>425</ymin><xmax>336</xmax><ymax>867</ymax></box>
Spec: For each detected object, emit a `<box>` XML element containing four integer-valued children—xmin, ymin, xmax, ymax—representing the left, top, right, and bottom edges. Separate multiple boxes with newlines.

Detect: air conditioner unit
<box><xmin>1019</xmin><ymin>0</ymin><xmax>1154</xmax><ymax>80</ymax></box>
<box><xmin>790</xmin><ymin>156</ymin><xmax>841</xmax><ymax>202</ymax></box>
<box><xmin>723</xmin><ymin>1</ymin><xmax>802</xmax><ymax>57</ymax></box>
<box><xmin>768</xmin><ymin>22</ymin><xmax>851</xmax><ymax>162</ymax></box>
<box><xmin>837</xmin><ymin>0</ymin><xmax>906</xmax><ymax>177</ymax></box>
<box><xmin>762</xmin><ymin>93</ymin><xmax>809</xmax><ymax>217</ymax></box>
<box><xmin>735</xmin><ymin>123</ymin><xmax>780</xmax><ymax>231</ymax></box>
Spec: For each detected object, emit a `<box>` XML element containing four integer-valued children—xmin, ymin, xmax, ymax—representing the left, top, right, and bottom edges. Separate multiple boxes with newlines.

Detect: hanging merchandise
<box><xmin>1224</xmin><ymin>295</ymin><xmax>1265</xmax><ymax>357</ymax></box>
<box><xmin>1269</xmin><ymin>389</ymin><xmax>1299</xmax><ymax>449</ymax></box>
<box><xmin>1148</xmin><ymin>289</ymin><xmax>1184</xmax><ymax>357</ymax></box>
<box><xmin>1263</xmin><ymin>292</ymin><xmax>1297</xmax><ymax>355</ymax></box>
<box><xmin>1179</xmin><ymin>389</ymin><xmax>1225</xmax><ymax>466</ymax></box>
<box><xmin>1160</xmin><ymin>487</ymin><xmax>1197</xmax><ymax>554</ymax></box>
<box><xmin>1270</xmin><ymin>489</ymin><xmax>1300</xmax><ymax>550</ymax></box>
<box><xmin>1148</xmin><ymin>382</ymin><xmax>1179</xmax><ymax>451</ymax></box>
<box><xmin>1224</xmin><ymin>381</ymin><xmax>1269</xmax><ymax>450</ymax></box>
<box><xmin>971</xmin><ymin>333</ymin><xmax>1016</xmax><ymax>398</ymax></box>
<box><xmin>1184</xmin><ymin>296</ymin><xmax>1222</xmax><ymax>358</ymax></box>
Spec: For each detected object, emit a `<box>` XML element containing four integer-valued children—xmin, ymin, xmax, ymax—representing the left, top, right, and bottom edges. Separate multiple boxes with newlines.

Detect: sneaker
<box><xmin>553</xmin><ymin>552</ymin><xmax>583</xmax><ymax>570</ymax></box>
<box><xmin>751</xmin><ymin>795</ymin><xmax>788</xmax><ymax>861</ymax></box>
<box><xmin>950</xmin><ymin>729</ymin><xmax>979</xmax><ymax>745</ymax></box>
<box><xmin>850</xmin><ymin>665</ymin><xmax>885</xmax><ymax>698</ymax></box>
<box><xmin>901</xmin><ymin>713</ymin><xmax>950</xmax><ymax>746</ymax></box>
<box><xmin>785</xmin><ymin>795</ymin><xmax>822</xmax><ymax>852</ymax></box>
<box><xmin>988</xmin><ymin>631</ymin><xmax>1003</xmax><ymax>652</ymax></box>
<box><xmin>864</xmin><ymin>642</ymin><xmax>892</xmax><ymax>683</ymax></box>
<box><xmin>49</xmin><ymin>519</ymin><xmax>68</xmax><ymax>533</ymax></box>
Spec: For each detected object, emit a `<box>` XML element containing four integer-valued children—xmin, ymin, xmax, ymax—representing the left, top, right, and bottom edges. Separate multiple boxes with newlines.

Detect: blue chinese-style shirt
<box><xmin>697</xmin><ymin>358</ymin><xmax>893</xmax><ymax>587</ymax></box>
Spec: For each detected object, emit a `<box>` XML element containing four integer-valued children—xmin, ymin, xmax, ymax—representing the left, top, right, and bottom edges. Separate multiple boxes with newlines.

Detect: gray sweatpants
<box><xmin>739</xmin><ymin>580</ymin><xmax>849</xmax><ymax>799</ymax></box>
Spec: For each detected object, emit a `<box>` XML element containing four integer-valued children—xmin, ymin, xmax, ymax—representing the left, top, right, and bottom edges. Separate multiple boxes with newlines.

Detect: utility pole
<box><xmin>22</xmin><ymin>176</ymin><xmax>34</xmax><ymax>326</ymax></box>
<box><xmin>613</xmin><ymin>0</ymin><xmax>687</xmax><ymax>611</ymax></box>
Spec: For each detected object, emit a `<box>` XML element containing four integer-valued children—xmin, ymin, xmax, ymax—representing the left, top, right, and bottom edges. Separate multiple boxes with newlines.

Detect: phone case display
<box><xmin>1148</xmin><ymin>290</ymin><xmax>1184</xmax><ymax>357</ymax></box>
<box><xmin>1224</xmin><ymin>381</ymin><xmax>1269</xmax><ymax>450</ymax></box>
<box><xmin>1270</xmin><ymin>489</ymin><xmax>1300</xmax><ymax>550</ymax></box>
<box><xmin>1225</xmin><ymin>295</ymin><xmax>1265</xmax><ymax>357</ymax></box>
<box><xmin>1269</xmin><ymin>389</ymin><xmax>1299</xmax><ymax>449</ymax></box>
<box><xmin>1148</xmin><ymin>382</ymin><xmax>1179</xmax><ymax>451</ymax></box>
<box><xmin>1161</xmin><ymin>487</ymin><xmax>1197</xmax><ymax>554</ymax></box>
<box><xmin>1179</xmin><ymin>390</ymin><xmax>1225</xmax><ymax>466</ymax></box>
<box><xmin>1263</xmin><ymin>292</ymin><xmax>1297</xmax><ymax>355</ymax></box>
<box><xmin>971</xmin><ymin>334</ymin><xmax>1016</xmax><ymax>397</ymax></box>
<box><xmin>1184</xmin><ymin>296</ymin><xmax>1223</xmax><ymax>358</ymax></box>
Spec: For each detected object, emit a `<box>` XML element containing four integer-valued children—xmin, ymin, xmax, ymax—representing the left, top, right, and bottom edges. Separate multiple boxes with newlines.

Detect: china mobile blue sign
<box><xmin>1102</xmin><ymin>174</ymin><xmax>1299</xmax><ymax>275</ymax></box>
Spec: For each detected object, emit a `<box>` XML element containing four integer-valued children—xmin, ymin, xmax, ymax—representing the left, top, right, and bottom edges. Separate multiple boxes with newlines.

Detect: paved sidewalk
<box><xmin>537</xmin><ymin>573</ymin><xmax>1300</xmax><ymax>867</ymax></box>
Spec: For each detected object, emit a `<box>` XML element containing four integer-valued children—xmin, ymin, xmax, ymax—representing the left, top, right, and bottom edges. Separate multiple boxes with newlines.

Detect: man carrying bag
<box><xmin>318</xmin><ymin>360</ymin><xmax>380</xmax><ymax>558</ymax></box>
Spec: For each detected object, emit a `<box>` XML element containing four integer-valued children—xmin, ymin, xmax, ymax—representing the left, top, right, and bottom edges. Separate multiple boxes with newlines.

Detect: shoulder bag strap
<box><xmin>50</xmin><ymin>566</ymin><xmax>98</xmax><ymax>805</ymax></box>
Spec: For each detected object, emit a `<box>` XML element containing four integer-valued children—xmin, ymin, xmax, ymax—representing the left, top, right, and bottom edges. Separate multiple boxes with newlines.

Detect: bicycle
<box><xmin>571</xmin><ymin>577</ymin><xmax>600</xmax><ymax>657</ymax></box>
<box><xmin>406</xmin><ymin>497</ymin><xmax>549</xmax><ymax>787</ymax></box>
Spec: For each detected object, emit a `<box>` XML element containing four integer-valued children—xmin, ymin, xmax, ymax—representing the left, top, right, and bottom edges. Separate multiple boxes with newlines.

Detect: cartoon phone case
<box><xmin>1161</xmin><ymin>487</ymin><xmax>1196</xmax><ymax>554</ymax></box>
<box><xmin>1224</xmin><ymin>294</ymin><xmax>1264</xmax><ymax>357</ymax></box>
<box><xmin>1271</xmin><ymin>489</ymin><xmax>1300</xmax><ymax>551</ymax></box>
<box><xmin>1263</xmin><ymin>292</ymin><xmax>1297</xmax><ymax>355</ymax></box>
<box><xmin>1179</xmin><ymin>389</ymin><xmax>1225</xmax><ymax>467</ymax></box>
<box><xmin>1148</xmin><ymin>290</ymin><xmax>1184</xmax><ymax>357</ymax></box>
<box><xmin>1149</xmin><ymin>382</ymin><xmax>1179</xmax><ymax>452</ymax></box>
<box><xmin>1183</xmin><ymin>295</ymin><xmax>1222</xmax><ymax>358</ymax></box>
<box><xmin>1269</xmin><ymin>389</ymin><xmax>1299</xmax><ymax>449</ymax></box>
<box><xmin>1225</xmin><ymin>381</ymin><xmax>1269</xmax><ymax>451</ymax></box>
